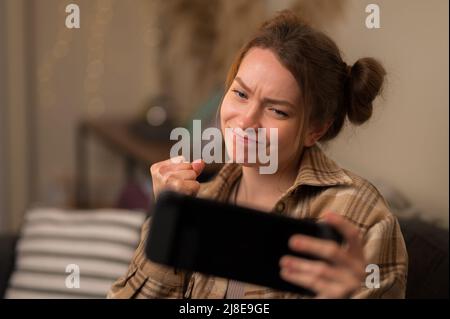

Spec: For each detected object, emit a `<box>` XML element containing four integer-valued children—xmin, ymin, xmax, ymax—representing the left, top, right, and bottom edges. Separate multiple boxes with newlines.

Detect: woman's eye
<box><xmin>232</xmin><ymin>89</ymin><xmax>247</xmax><ymax>100</ymax></box>
<box><xmin>269</xmin><ymin>108</ymin><xmax>288</xmax><ymax>118</ymax></box>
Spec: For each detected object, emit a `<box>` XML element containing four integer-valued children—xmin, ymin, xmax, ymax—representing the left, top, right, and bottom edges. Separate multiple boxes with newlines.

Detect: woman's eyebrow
<box><xmin>234</xmin><ymin>76</ymin><xmax>296</xmax><ymax>109</ymax></box>
<box><xmin>235</xmin><ymin>77</ymin><xmax>253</xmax><ymax>93</ymax></box>
<box><xmin>262</xmin><ymin>97</ymin><xmax>296</xmax><ymax>109</ymax></box>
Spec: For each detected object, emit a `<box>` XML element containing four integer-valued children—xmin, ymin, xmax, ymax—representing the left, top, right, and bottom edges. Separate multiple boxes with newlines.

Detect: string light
<box><xmin>36</xmin><ymin>1</ymin><xmax>73</xmax><ymax>110</ymax></box>
<box><xmin>138</xmin><ymin>0</ymin><xmax>162</xmax><ymax>95</ymax></box>
<box><xmin>84</xmin><ymin>0</ymin><xmax>114</xmax><ymax>119</ymax></box>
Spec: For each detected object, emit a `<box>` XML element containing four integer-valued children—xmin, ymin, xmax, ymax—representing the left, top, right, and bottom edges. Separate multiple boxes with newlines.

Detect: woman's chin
<box><xmin>238</xmin><ymin>162</ymin><xmax>260</xmax><ymax>168</ymax></box>
<box><xmin>225</xmin><ymin>154</ymin><xmax>261</xmax><ymax>167</ymax></box>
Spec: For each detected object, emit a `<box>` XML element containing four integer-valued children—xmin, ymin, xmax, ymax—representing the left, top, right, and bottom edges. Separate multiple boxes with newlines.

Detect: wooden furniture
<box><xmin>75</xmin><ymin>118</ymin><xmax>221</xmax><ymax>208</ymax></box>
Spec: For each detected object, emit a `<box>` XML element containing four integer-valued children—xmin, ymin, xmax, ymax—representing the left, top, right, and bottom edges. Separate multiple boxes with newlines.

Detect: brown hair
<box><xmin>224</xmin><ymin>10</ymin><xmax>386</xmax><ymax>142</ymax></box>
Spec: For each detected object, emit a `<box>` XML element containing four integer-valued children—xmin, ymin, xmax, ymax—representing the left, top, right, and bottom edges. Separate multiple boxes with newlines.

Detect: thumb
<box><xmin>191</xmin><ymin>159</ymin><xmax>206</xmax><ymax>177</ymax></box>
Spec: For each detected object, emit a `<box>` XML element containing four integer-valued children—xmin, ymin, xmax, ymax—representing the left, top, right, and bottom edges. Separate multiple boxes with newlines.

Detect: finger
<box><xmin>279</xmin><ymin>268</ymin><xmax>330</xmax><ymax>296</ymax></box>
<box><xmin>280</xmin><ymin>256</ymin><xmax>335</xmax><ymax>280</ymax></box>
<box><xmin>166</xmin><ymin>178</ymin><xmax>200</xmax><ymax>196</ymax></box>
<box><xmin>322</xmin><ymin>212</ymin><xmax>364</xmax><ymax>259</ymax></box>
<box><xmin>280</xmin><ymin>266</ymin><xmax>357</xmax><ymax>298</ymax></box>
<box><xmin>280</xmin><ymin>255</ymin><xmax>359</xmax><ymax>286</ymax></box>
<box><xmin>288</xmin><ymin>234</ymin><xmax>361</xmax><ymax>272</ymax></box>
<box><xmin>314</xmin><ymin>271</ymin><xmax>361</xmax><ymax>298</ymax></box>
<box><xmin>170</xmin><ymin>155</ymin><xmax>187</xmax><ymax>164</ymax></box>
<box><xmin>191</xmin><ymin>159</ymin><xmax>205</xmax><ymax>176</ymax></box>
<box><xmin>159</xmin><ymin>163</ymin><xmax>194</xmax><ymax>175</ymax></box>
<box><xmin>150</xmin><ymin>157</ymin><xmax>186</xmax><ymax>176</ymax></box>
<box><xmin>162</xmin><ymin>170</ymin><xmax>197</xmax><ymax>183</ymax></box>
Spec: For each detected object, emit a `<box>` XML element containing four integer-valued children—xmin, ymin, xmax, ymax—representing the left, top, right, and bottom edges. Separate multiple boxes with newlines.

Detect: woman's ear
<box><xmin>304</xmin><ymin>120</ymin><xmax>333</xmax><ymax>147</ymax></box>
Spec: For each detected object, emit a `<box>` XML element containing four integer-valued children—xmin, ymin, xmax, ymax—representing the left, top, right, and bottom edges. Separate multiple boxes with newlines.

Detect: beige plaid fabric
<box><xmin>107</xmin><ymin>144</ymin><xmax>408</xmax><ymax>299</ymax></box>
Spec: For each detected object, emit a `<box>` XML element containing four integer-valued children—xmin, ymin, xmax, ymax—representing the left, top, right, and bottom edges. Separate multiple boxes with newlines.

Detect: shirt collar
<box><xmin>291</xmin><ymin>143</ymin><xmax>353</xmax><ymax>188</ymax></box>
<box><xmin>200</xmin><ymin>144</ymin><xmax>353</xmax><ymax>201</ymax></box>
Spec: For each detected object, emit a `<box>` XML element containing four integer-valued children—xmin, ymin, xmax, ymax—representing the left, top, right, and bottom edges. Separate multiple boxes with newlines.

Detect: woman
<box><xmin>108</xmin><ymin>10</ymin><xmax>407</xmax><ymax>299</ymax></box>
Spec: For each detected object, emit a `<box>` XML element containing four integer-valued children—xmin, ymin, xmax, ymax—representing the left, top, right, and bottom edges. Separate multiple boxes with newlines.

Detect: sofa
<box><xmin>0</xmin><ymin>214</ymin><xmax>448</xmax><ymax>299</ymax></box>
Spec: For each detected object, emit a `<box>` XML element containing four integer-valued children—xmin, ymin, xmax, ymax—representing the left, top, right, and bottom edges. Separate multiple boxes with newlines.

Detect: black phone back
<box><xmin>146</xmin><ymin>191</ymin><xmax>343</xmax><ymax>296</ymax></box>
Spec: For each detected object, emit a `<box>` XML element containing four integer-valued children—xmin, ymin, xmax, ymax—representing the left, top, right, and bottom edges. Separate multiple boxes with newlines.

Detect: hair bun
<box><xmin>346</xmin><ymin>57</ymin><xmax>386</xmax><ymax>124</ymax></box>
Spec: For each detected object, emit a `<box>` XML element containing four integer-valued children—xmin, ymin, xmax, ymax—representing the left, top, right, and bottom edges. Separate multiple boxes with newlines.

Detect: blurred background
<box><xmin>0</xmin><ymin>0</ymin><xmax>448</xmax><ymax>299</ymax></box>
<box><xmin>0</xmin><ymin>0</ymin><xmax>448</xmax><ymax>232</ymax></box>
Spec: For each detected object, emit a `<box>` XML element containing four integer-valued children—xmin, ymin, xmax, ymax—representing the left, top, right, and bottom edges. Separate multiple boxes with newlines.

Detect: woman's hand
<box><xmin>150</xmin><ymin>156</ymin><xmax>205</xmax><ymax>200</ymax></box>
<box><xmin>279</xmin><ymin>212</ymin><xmax>366</xmax><ymax>298</ymax></box>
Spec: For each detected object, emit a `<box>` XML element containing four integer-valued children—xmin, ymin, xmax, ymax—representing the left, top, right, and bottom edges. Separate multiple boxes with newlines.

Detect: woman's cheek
<box><xmin>221</xmin><ymin>101</ymin><xmax>242</xmax><ymax>128</ymax></box>
<box><xmin>220</xmin><ymin>95</ymin><xmax>233</xmax><ymax>122</ymax></box>
<box><xmin>276</xmin><ymin>126</ymin><xmax>298</xmax><ymax>163</ymax></box>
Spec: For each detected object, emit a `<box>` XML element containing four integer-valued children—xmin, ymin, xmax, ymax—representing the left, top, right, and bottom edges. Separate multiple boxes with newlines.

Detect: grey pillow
<box><xmin>5</xmin><ymin>208</ymin><xmax>146</xmax><ymax>299</ymax></box>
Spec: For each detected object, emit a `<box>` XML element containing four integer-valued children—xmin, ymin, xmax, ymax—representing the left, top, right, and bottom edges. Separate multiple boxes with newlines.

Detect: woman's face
<box><xmin>220</xmin><ymin>47</ymin><xmax>303</xmax><ymax>172</ymax></box>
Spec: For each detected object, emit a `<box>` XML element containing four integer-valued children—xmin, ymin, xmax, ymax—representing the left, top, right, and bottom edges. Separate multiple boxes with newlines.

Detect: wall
<box><xmin>322</xmin><ymin>0</ymin><xmax>449</xmax><ymax>226</ymax></box>
<box><xmin>32</xmin><ymin>0</ymin><xmax>161</xmax><ymax>208</ymax></box>
<box><xmin>0</xmin><ymin>0</ymin><xmax>8</xmax><ymax>232</ymax></box>
<box><xmin>2</xmin><ymin>0</ymin><xmax>30</xmax><ymax>232</ymax></box>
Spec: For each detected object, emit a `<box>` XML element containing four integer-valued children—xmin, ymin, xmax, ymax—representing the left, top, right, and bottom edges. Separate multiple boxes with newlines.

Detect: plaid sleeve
<box><xmin>107</xmin><ymin>218</ymin><xmax>186</xmax><ymax>299</ymax></box>
<box><xmin>352</xmin><ymin>213</ymin><xmax>408</xmax><ymax>298</ymax></box>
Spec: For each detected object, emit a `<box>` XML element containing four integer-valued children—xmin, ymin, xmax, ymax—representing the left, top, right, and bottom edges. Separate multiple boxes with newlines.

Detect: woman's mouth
<box><xmin>232</xmin><ymin>128</ymin><xmax>264</xmax><ymax>145</ymax></box>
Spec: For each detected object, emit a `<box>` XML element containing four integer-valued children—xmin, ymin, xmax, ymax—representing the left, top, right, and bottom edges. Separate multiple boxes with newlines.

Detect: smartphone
<box><xmin>145</xmin><ymin>191</ymin><xmax>343</xmax><ymax>296</ymax></box>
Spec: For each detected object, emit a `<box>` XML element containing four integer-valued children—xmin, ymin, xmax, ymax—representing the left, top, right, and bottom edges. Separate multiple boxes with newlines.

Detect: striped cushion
<box><xmin>5</xmin><ymin>208</ymin><xmax>146</xmax><ymax>299</ymax></box>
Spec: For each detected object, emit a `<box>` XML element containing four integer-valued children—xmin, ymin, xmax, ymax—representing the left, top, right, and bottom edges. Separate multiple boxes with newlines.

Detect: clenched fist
<box><xmin>150</xmin><ymin>156</ymin><xmax>206</xmax><ymax>201</ymax></box>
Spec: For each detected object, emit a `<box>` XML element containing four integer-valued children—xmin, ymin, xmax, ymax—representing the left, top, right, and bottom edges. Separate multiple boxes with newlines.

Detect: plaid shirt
<box><xmin>107</xmin><ymin>144</ymin><xmax>408</xmax><ymax>299</ymax></box>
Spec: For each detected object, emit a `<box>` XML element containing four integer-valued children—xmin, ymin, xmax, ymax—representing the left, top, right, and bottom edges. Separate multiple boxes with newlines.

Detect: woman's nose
<box><xmin>237</xmin><ymin>103</ymin><xmax>261</xmax><ymax>129</ymax></box>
